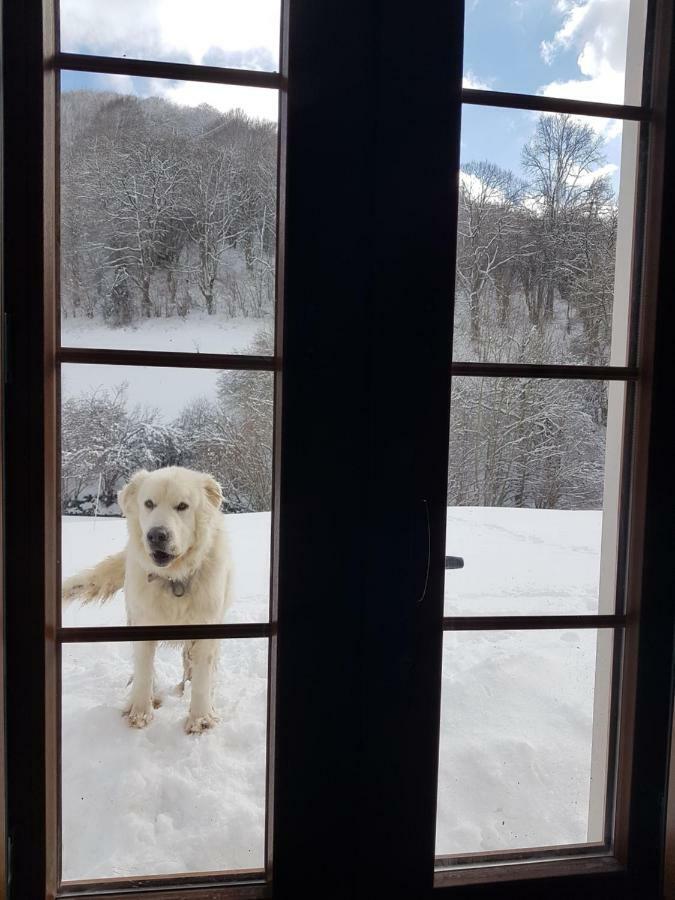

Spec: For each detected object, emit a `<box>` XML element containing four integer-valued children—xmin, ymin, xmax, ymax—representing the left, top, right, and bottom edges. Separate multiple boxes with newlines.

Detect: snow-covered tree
<box><xmin>61</xmin><ymin>385</ymin><xmax>181</xmax><ymax>512</ymax></box>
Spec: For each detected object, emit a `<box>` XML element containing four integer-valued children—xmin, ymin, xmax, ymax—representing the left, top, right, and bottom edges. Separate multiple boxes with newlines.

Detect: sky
<box><xmin>459</xmin><ymin>0</ymin><xmax>645</xmax><ymax>191</ymax></box>
<box><xmin>60</xmin><ymin>0</ymin><xmax>646</xmax><ymax>191</ymax></box>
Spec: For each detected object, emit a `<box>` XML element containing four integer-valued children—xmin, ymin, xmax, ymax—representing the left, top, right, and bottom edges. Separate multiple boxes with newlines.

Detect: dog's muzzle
<box><xmin>147</xmin><ymin>527</ymin><xmax>175</xmax><ymax>567</ymax></box>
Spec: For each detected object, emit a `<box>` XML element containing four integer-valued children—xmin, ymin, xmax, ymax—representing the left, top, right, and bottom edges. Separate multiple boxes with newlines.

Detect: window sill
<box><xmin>57</xmin><ymin>873</ymin><xmax>268</xmax><ymax>900</ymax></box>
<box><xmin>434</xmin><ymin>854</ymin><xmax>625</xmax><ymax>889</ymax></box>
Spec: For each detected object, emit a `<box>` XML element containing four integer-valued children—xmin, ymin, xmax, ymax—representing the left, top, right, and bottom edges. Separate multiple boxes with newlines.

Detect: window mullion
<box><xmin>269</xmin><ymin>1</ymin><xmax>375</xmax><ymax>898</ymax></box>
<box><xmin>354</xmin><ymin>2</ymin><xmax>464</xmax><ymax>898</ymax></box>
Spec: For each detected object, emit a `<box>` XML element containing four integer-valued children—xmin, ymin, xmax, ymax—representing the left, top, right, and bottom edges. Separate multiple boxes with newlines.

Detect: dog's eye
<box><xmin>175</xmin><ymin>502</ymin><xmax>189</xmax><ymax>512</ymax></box>
<box><xmin>144</xmin><ymin>499</ymin><xmax>155</xmax><ymax>510</ymax></box>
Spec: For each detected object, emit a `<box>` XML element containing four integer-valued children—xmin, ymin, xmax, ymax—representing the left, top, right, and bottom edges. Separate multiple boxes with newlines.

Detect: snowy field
<box><xmin>61</xmin><ymin>313</ymin><xmax>271</xmax><ymax>415</ymax></box>
<box><xmin>61</xmin><ymin>508</ymin><xmax>605</xmax><ymax>880</ymax></box>
<box><xmin>62</xmin><ymin>312</ymin><xmax>270</xmax><ymax>356</ymax></box>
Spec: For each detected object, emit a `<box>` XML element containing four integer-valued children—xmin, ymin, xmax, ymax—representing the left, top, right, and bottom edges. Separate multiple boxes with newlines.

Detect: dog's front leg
<box><xmin>185</xmin><ymin>639</ymin><xmax>219</xmax><ymax>734</ymax></box>
<box><xmin>125</xmin><ymin>640</ymin><xmax>157</xmax><ymax>728</ymax></box>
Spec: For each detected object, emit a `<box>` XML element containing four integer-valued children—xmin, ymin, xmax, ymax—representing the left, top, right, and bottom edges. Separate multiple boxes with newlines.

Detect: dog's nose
<box><xmin>147</xmin><ymin>526</ymin><xmax>170</xmax><ymax>547</ymax></box>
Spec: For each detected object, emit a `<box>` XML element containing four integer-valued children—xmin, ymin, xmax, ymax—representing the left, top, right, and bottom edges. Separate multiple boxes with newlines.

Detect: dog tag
<box><xmin>171</xmin><ymin>581</ymin><xmax>186</xmax><ymax>597</ymax></box>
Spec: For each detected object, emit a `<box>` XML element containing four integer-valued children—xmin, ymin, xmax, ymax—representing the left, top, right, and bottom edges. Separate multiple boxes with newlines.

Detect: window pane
<box><xmin>435</xmin><ymin>629</ymin><xmax>615</xmax><ymax>862</ymax></box>
<box><xmin>60</xmin><ymin>72</ymin><xmax>277</xmax><ymax>354</ymax></box>
<box><xmin>59</xmin><ymin>0</ymin><xmax>281</xmax><ymax>72</ymax></box>
<box><xmin>61</xmin><ymin>638</ymin><xmax>268</xmax><ymax>881</ymax></box>
<box><xmin>445</xmin><ymin>378</ymin><xmax>624</xmax><ymax>616</ymax></box>
<box><xmin>61</xmin><ymin>364</ymin><xmax>273</xmax><ymax>625</ymax></box>
<box><xmin>463</xmin><ymin>0</ymin><xmax>647</xmax><ymax>106</ymax></box>
<box><xmin>453</xmin><ymin>106</ymin><xmax>639</xmax><ymax>367</ymax></box>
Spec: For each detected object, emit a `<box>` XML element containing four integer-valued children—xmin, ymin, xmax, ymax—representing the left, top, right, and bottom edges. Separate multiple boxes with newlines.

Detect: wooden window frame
<box><xmin>439</xmin><ymin>1</ymin><xmax>675</xmax><ymax>894</ymax></box>
<box><xmin>3</xmin><ymin>0</ymin><xmax>675</xmax><ymax>898</ymax></box>
<box><xmin>44</xmin><ymin>0</ymin><xmax>287</xmax><ymax>893</ymax></box>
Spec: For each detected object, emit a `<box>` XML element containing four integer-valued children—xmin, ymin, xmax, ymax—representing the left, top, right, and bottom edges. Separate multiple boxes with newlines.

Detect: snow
<box><xmin>62</xmin><ymin>312</ymin><xmax>270</xmax><ymax>355</ymax></box>
<box><xmin>61</xmin><ymin>507</ymin><xmax>605</xmax><ymax>880</ymax></box>
<box><xmin>437</xmin><ymin>629</ymin><xmax>599</xmax><ymax>857</ymax></box>
<box><xmin>62</xmin><ymin>640</ymin><xmax>268</xmax><ymax>880</ymax></box>
<box><xmin>445</xmin><ymin>507</ymin><xmax>603</xmax><ymax>616</ymax></box>
<box><xmin>61</xmin><ymin>313</ymin><xmax>271</xmax><ymax>415</ymax></box>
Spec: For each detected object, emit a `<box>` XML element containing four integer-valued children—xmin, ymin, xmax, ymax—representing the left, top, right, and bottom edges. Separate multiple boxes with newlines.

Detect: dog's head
<box><xmin>118</xmin><ymin>467</ymin><xmax>223</xmax><ymax>572</ymax></box>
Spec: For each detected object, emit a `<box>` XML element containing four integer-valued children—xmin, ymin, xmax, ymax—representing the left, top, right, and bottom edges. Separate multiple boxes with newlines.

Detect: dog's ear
<box><xmin>117</xmin><ymin>469</ymin><xmax>149</xmax><ymax>517</ymax></box>
<box><xmin>203</xmin><ymin>474</ymin><xmax>223</xmax><ymax>510</ymax></box>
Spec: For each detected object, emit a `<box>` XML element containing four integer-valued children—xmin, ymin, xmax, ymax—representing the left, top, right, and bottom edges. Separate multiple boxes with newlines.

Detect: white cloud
<box><xmin>102</xmin><ymin>73</ymin><xmax>136</xmax><ymax>94</ymax></box>
<box><xmin>536</xmin><ymin>0</ymin><xmax>646</xmax><ymax>139</ymax></box>
<box><xmin>537</xmin><ymin>0</ymin><xmax>634</xmax><ymax>108</ymax></box>
<box><xmin>60</xmin><ymin>0</ymin><xmax>280</xmax><ymax>71</ymax></box>
<box><xmin>459</xmin><ymin>170</ymin><xmax>507</xmax><ymax>204</ymax></box>
<box><xmin>463</xmin><ymin>71</ymin><xmax>492</xmax><ymax>91</ymax></box>
<box><xmin>60</xmin><ymin>0</ymin><xmax>281</xmax><ymax>120</ymax></box>
<box><xmin>538</xmin><ymin>103</ymin><xmax>623</xmax><ymax>141</ymax></box>
<box><xmin>159</xmin><ymin>80</ymin><xmax>278</xmax><ymax>121</ymax></box>
<box><xmin>459</xmin><ymin>170</ymin><xmax>484</xmax><ymax>194</ymax></box>
<box><xmin>570</xmin><ymin>161</ymin><xmax>619</xmax><ymax>185</ymax></box>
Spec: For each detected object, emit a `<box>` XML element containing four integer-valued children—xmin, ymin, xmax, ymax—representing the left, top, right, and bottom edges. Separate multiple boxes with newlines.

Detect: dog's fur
<box><xmin>63</xmin><ymin>466</ymin><xmax>233</xmax><ymax>733</ymax></box>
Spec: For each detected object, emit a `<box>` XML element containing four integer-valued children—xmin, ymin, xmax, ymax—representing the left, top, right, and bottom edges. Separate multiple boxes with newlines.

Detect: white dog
<box><xmin>62</xmin><ymin>466</ymin><xmax>232</xmax><ymax>733</ymax></box>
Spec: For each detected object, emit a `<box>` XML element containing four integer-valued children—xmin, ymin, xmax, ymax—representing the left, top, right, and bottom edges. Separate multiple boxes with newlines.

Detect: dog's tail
<box><xmin>62</xmin><ymin>550</ymin><xmax>126</xmax><ymax>605</ymax></box>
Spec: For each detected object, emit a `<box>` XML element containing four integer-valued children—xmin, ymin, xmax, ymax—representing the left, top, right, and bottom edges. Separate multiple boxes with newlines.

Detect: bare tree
<box><xmin>61</xmin><ymin>92</ymin><xmax>278</xmax><ymax>326</ymax></box>
<box><xmin>521</xmin><ymin>113</ymin><xmax>611</xmax><ymax>327</ymax></box>
<box><xmin>447</xmin><ymin>375</ymin><xmax>605</xmax><ymax>510</ymax></box>
<box><xmin>183</xmin><ymin>143</ymin><xmax>245</xmax><ymax>315</ymax></box>
<box><xmin>456</xmin><ymin>162</ymin><xmax>526</xmax><ymax>345</ymax></box>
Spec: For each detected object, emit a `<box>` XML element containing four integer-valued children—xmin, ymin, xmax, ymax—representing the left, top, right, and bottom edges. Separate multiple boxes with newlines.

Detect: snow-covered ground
<box><xmin>62</xmin><ymin>312</ymin><xmax>271</xmax><ymax>356</ymax></box>
<box><xmin>444</xmin><ymin>507</ymin><xmax>603</xmax><ymax>616</ymax></box>
<box><xmin>61</xmin><ymin>313</ymin><xmax>271</xmax><ymax>415</ymax></box>
<box><xmin>61</xmin><ymin>507</ymin><xmax>605</xmax><ymax>880</ymax></box>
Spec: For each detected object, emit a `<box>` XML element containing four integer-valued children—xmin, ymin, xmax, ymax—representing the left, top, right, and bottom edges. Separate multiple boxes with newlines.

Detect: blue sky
<box><xmin>464</xmin><ymin>0</ymin><xmax>601</xmax><ymax>97</ymax></box>
<box><xmin>61</xmin><ymin>0</ymin><xmax>641</xmax><ymax>192</ymax></box>
<box><xmin>459</xmin><ymin>0</ymin><xmax>640</xmax><ymax>190</ymax></box>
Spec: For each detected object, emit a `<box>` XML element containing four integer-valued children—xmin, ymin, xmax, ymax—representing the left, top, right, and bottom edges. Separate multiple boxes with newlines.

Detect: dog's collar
<box><xmin>147</xmin><ymin>572</ymin><xmax>190</xmax><ymax>597</ymax></box>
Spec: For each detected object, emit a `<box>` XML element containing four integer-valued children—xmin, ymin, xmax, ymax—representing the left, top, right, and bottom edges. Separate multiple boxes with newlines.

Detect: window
<box><xmin>435</xmin><ymin>0</ymin><xmax>650</xmax><ymax>876</ymax></box>
<box><xmin>52</xmin><ymin>3</ymin><xmax>281</xmax><ymax>892</ymax></box>
<box><xmin>3</xmin><ymin>1</ymin><xmax>675</xmax><ymax>899</ymax></box>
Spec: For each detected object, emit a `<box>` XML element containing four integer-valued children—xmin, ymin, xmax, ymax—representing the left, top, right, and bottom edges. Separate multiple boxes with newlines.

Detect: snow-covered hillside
<box><xmin>61</xmin><ymin>508</ymin><xmax>603</xmax><ymax>880</ymax></box>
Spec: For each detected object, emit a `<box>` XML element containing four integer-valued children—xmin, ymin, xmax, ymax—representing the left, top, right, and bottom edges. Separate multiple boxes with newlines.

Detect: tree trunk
<box><xmin>498</xmin><ymin>286</ymin><xmax>510</xmax><ymax>325</ymax></box>
<box><xmin>166</xmin><ymin>268</ymin><xmax>177</xmax><ymax>317</ymax></box>
<box><xmin>545</xmin><ymin>280</ymin><xmax>554</xmax><ymax>320</ymax></box>
<box><xmin>141</xmin><ymin>273</ymin><xmax>153</xmax><ymax>318</ymax></box>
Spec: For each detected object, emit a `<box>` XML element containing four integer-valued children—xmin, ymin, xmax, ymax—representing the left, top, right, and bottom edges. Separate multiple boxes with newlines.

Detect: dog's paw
<box><xmin>124</xmin><ymin>704</ymin><xmax>154</xmax><ymax>728</ymax></box>
<box><xmin>185</xmin><ymin>711</ymin><xmax>219</xmax><ymax>734</ymax></box>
